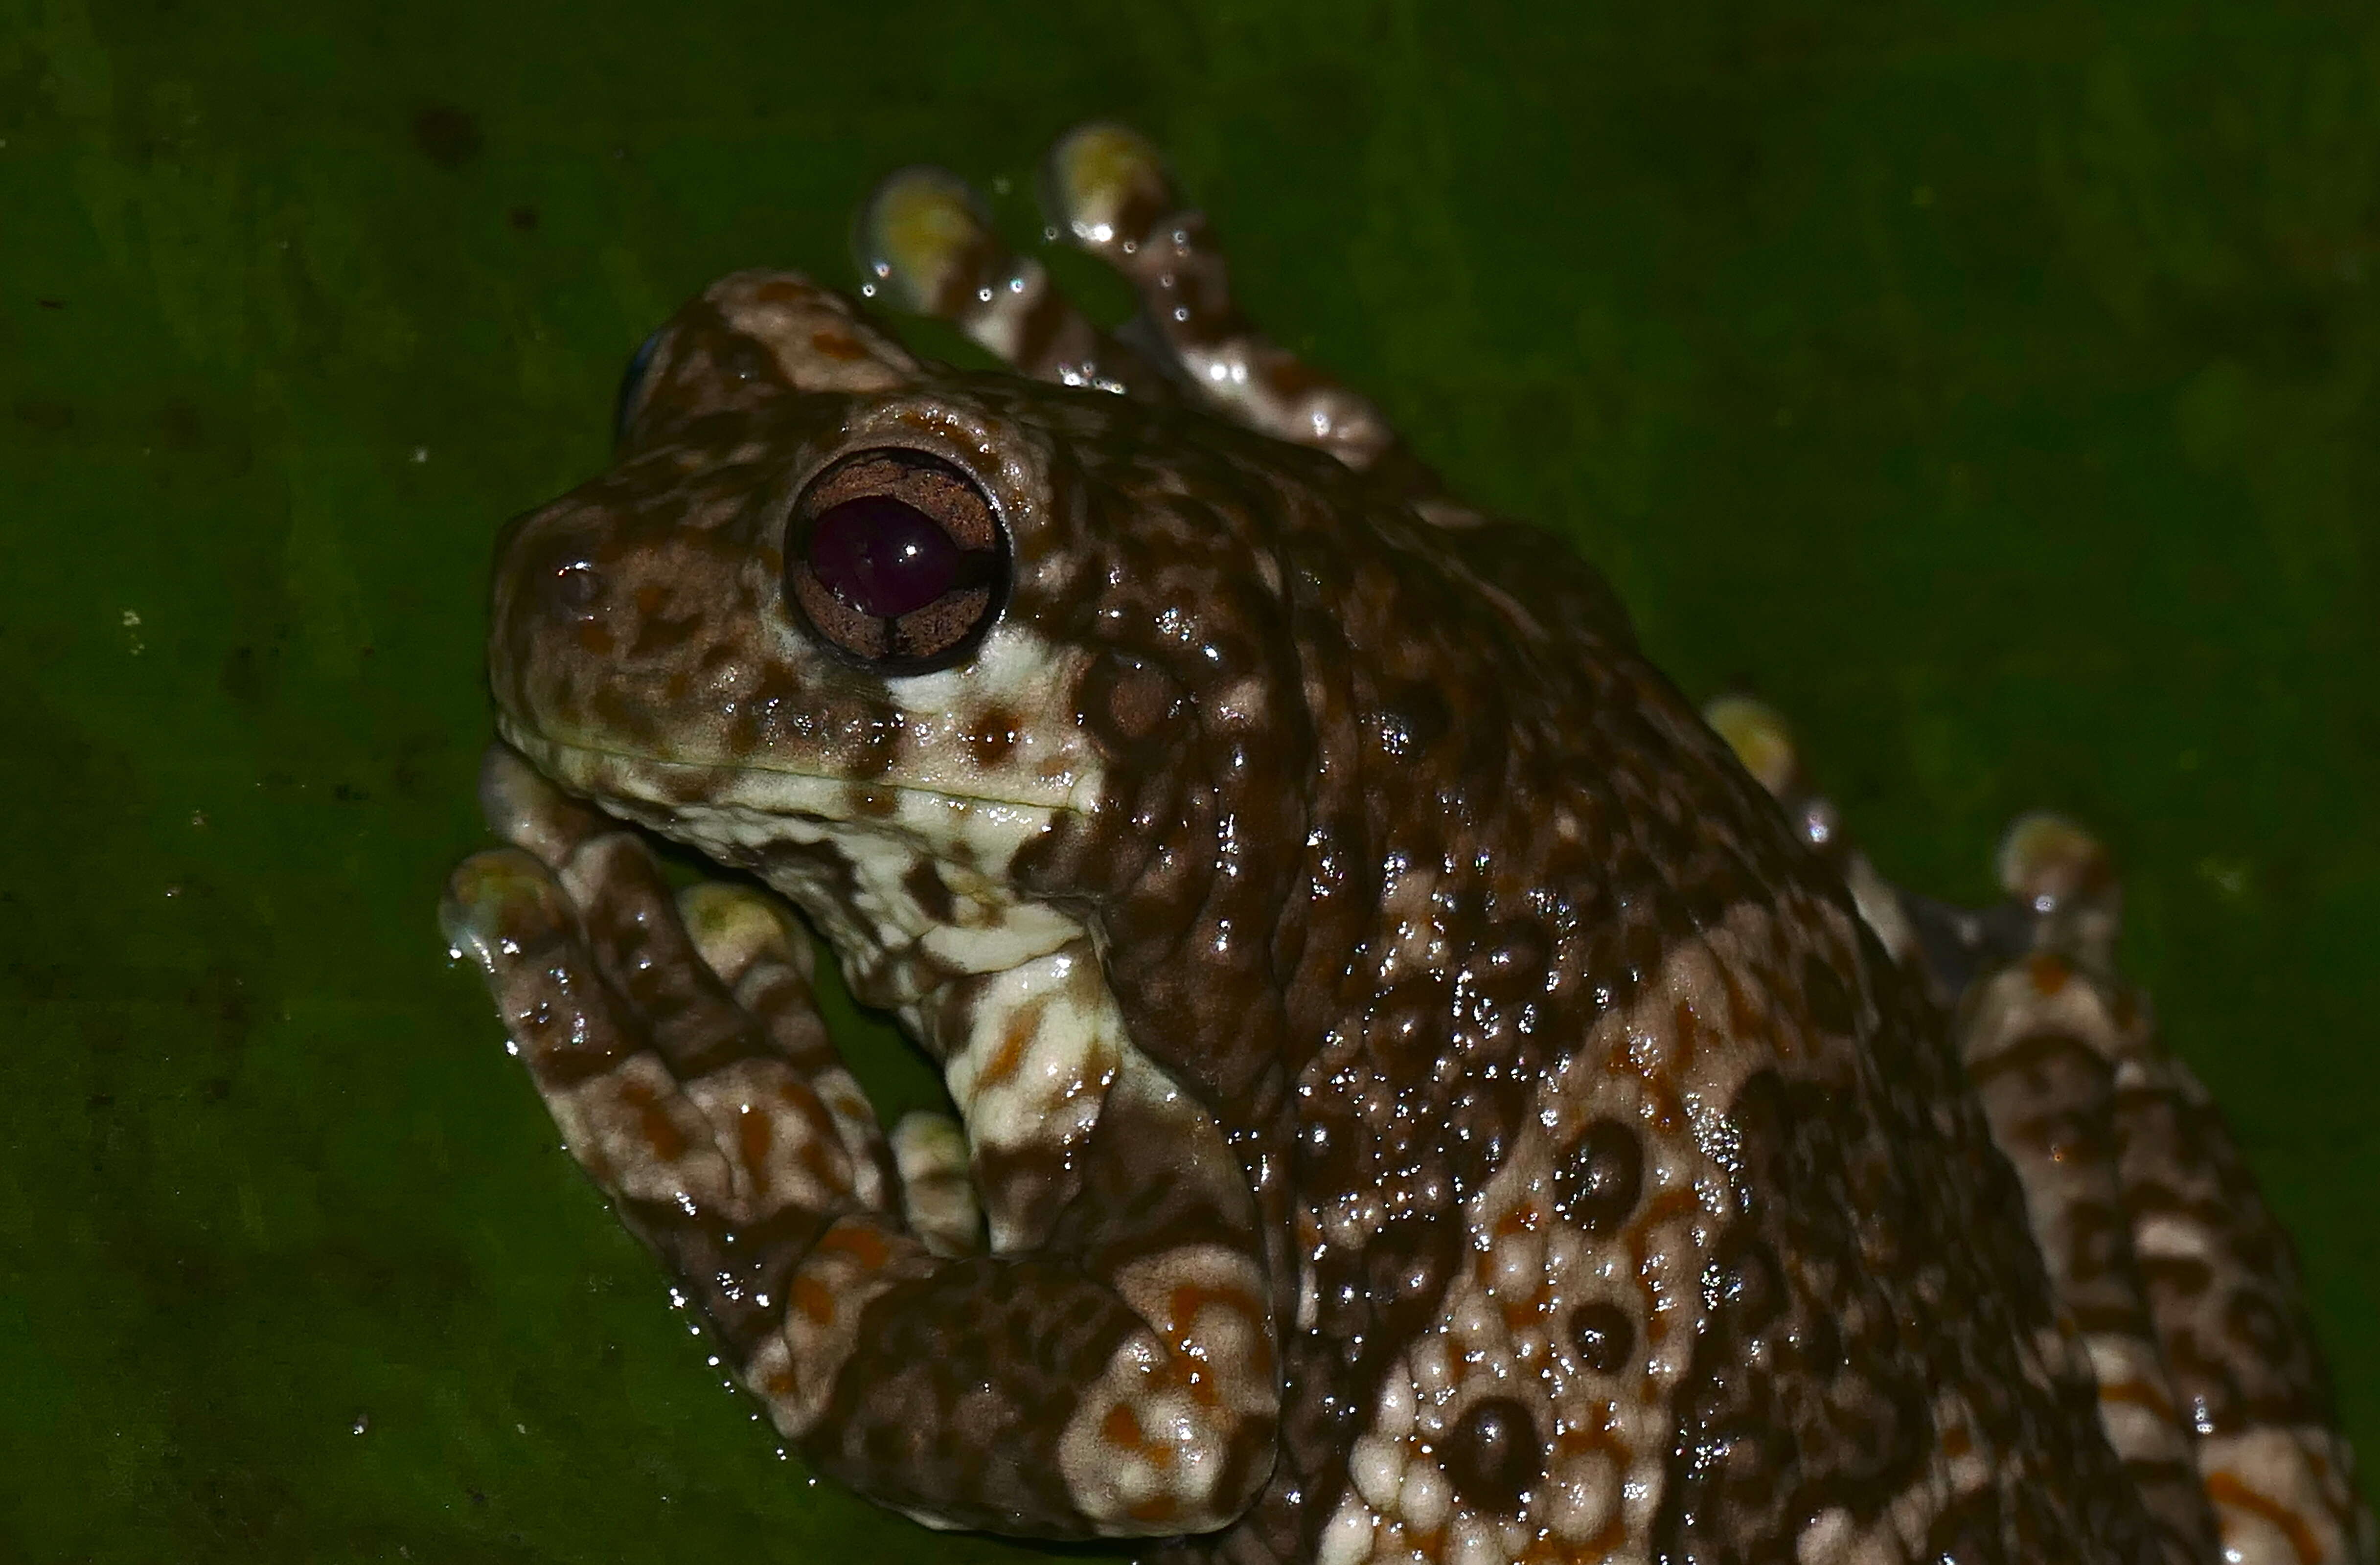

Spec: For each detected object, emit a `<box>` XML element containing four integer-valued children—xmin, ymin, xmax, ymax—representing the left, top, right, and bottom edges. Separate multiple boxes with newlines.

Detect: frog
<box><xmin>440</xmin><ymin>123</ymin><xmax>2370</xmax><ymax>1565</ymax></box>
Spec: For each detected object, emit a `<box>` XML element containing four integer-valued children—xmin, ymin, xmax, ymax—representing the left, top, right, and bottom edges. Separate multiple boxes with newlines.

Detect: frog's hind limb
<box><xmin>1706</xmin><ymin>696</ymin><xmax>2376</xmax><ymax>1565</ymax></box>
<box><xmin>855</xmin><ymin>126</ymin><xmax>1468</xmax><ymax>514</ymax></box>
<box><xmin>1032</xmin><ymin>122</ymin><xmax>1399</xmax><ymax>476</ymax></box>
<box><xmin>855</xmin><ymin>161</ymin><xmax>1176</xmax><ymax>401</ymax></box>
<box><xmin>444</xmin><ymin>746</ymin><xmax>1281</xmax><ymax>1540</ymax></box>
<box><xmin>1986</xmin><ymin>817</ymin><xmax>2373</xmax><ymax>1565</ymax></box>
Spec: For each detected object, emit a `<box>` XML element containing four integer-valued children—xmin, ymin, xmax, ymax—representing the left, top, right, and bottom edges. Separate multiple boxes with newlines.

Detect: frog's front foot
<box><xmin>443</xmin><ymin>746</ymin><xmax>1280</xmax><ymax>1539</ymax></box>
<box><xmin>444</xmin><ymin>745</ymin><xmax>920</xmax><ymax>1382</ymax></box>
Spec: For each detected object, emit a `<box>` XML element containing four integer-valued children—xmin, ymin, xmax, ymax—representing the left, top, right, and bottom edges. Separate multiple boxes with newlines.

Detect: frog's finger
<box><xmin>677</xmin><ymin>880</ymin><xmax>897</xmax><ymax>1212</ymax></box>
<box><xmin>551</xmin><ymin>838</ymin><xmax>872</xmax><ymax>1220</ymax></box>
<box><xmin>478</xmin><ymin>740</ymin><xmax>606</xmax><ymax>868</ymax></box>
<box><xmin>443</xmin><ymin>849</ymin><xmax>748</xmax><ymax>1221</ymax></box>
<box><xmin>1038</xmin><ymin>121</ymin><xmax>1397</xmax><ymax>474</ymax></box>
<box><xmin>448</xmin><ymin>848</ymin><xmax>877</xmax><ymax>1352</ymax></box>
<box><xmin>554</xmin><ymin>832</ymin><xmax>768</xmax><ymax>1078</ymax></box>
<box><xmin>856</xmin><ymin>163</ymin><xmax>1169</xmax><ymax>399</ymax></box>
<box><xmin>887</xmin><ymin>1110</ymin><xmax>981</xmax><ymax>1257</ymax></box>
<box><xmin>442</xmin><ymin>847</ymin><xmax>640</xmax><ymax>1086</ymax></box>
<box><xmin>675</xmin><ymin>878</ymin><xmax>813</xmax><ymax>986</ymax></box>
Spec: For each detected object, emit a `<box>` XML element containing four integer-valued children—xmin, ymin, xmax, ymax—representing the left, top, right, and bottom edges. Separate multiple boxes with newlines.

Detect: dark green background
<box><xmin>4</xmin><ymin>1</ymin><xmax>2373</xmax><ymax>1560</ymax></box>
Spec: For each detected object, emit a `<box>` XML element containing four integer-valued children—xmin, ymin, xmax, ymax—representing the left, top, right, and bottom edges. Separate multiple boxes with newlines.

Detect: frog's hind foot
<box><xmin>1976</xmin><ymin>817</ymin><xmax>2375</xmax><ymax>1565</ymax></box>
<box><xmin>854</xmin><ymin>126</ymin><xmax>1444</xmax><ymax>493</ymax></box>
<box><xmin>1705</xmin><ymin>695</ymin><xmax>2376</xmax><ymax>1565</ymax></box>
<box><xmin>1037</xmin><ymin>121</ymin><xmax>1401</xmax><ymax>475</ymax></box>
<box><xmin>1702</xmin><ymin>693</ymin><xmax>1990</xmax><ymax>1001</ymax></box>
<box><xmin>855</xmin><ymin>163</ymin><xmax>1170</xmax><ymax>399</ymax></box>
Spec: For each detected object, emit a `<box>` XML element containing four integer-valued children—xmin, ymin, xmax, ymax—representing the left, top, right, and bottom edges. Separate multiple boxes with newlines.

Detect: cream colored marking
<box><xmin>2081</xmin><ymin>1333</ymin><xmax>2199</xmax><ymax>1467</ymax></box>
<box><xmin>549</xmin><ymin>1052</ymin><xmax>736</xmax><ymax>1210</ymax></box>
<box><xmin>677</xmin><ymin>879</ymin><xmax>813</xmax><ymax>982</ymax></box>
<box><xmin>1842</xmin><ymin>854</ymin><xmax>1921</xmax><ymax>968</ymax></box>
<box><xmin>873</xmin><ymin>624</ymin><xmax>1104</xmax><ymax>790</ymax></box>
<box><xmin>1959</xmin><ymin>959</ymin><xmax>2207</xmax><ymax>1494</ymax></box>
<box><xmin>1051</xmin><ymin>1052</ymin><xmax>1276</xmax><ymax>1534</ymax></box>
<box><xmin>731</xmin><ymin>960</ymin><xmax>891</xmax><ymax>1210</ymax></box>
<box><xmin>682</xmin><ymin>1056</ymin><xmax>852</xmax><ymax>1220</ymax></box>
<box><xmin>705</xmin><ymin>270</ymin><xmax>916</xmax><ymax>394</ymax></box>
<box><xmin>1310</xmin><ymin>898</ymin><xmax>2036</xmax><ymax>1565</ymax></box>
<box><xmin>1797</xmin><ymin>1507</ymin><xmax>1855</xmax><ymax>1564</ymax></box>
<box><xmin>503</xmin><ymin>623</ymin><xmax>1101</xmax><ymax>824</ymax></box>
<box><xmin>938</xmin><ymin>937</ymin><xmax>1121</xmax><ymax>1251</ymax></box>
<box><xmin>504</xmin><ymin>700</ymin><xmax>1099</xmax><ymax>1019</ymax></box>
<box><xmin>747</xmin><ymin>1217</ymin><xmax>932</xmax><ymax>1441</ymax></box>
<box><xmin>889</xmin><ymin>1110</ymin><xmax>981</xmax><ymax>1257</ymax></box>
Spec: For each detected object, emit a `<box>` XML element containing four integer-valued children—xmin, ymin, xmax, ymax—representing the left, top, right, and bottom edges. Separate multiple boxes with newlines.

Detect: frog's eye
<box><xmin>613</xmin><ymin>328</ymin><xmax>662</xmax><ymax>448</ymax></box>
<box><xmin>786</xmin><ymin>448</ymin><xmax>1009</xmax><ymax>672</ymax></box>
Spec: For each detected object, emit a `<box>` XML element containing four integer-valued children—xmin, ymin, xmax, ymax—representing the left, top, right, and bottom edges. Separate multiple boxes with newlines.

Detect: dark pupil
<box><xmin>807</xmin><ymin>495</ymin><xmax>961</xmax><ymax>618</ymax></box>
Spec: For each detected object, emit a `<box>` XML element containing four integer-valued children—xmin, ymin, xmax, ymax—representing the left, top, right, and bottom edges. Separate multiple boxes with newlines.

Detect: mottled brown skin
<box><xmin>443</xmin><ymin>135</ymin><xmax>2367</xmax><ymax>1565</ymax></box>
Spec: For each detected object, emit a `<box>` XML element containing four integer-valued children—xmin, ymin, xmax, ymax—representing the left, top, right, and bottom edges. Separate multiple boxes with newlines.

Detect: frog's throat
<box><xmin>503</xmin><ymin>723</ymin><xmax>1098</xmax><ymax>1018</ymax></box>
<box><xmin>507</xmin><ymin>723</ymin><xmax>1144</xmax><ymax>1258</ymax></box>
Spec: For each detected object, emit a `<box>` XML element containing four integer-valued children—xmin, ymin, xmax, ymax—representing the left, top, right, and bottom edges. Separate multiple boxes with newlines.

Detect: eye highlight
<box><xmin>785</xmin><ymin>448</ymin><xmax>1009</xmax><ymax>672</ymax></box>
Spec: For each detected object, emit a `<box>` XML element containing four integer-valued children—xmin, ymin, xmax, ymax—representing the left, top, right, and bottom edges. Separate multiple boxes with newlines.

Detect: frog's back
<box><xmin>1195</xmin><ymin>473</ymin><xmax>2160</xmax><ymax>1565</ymax></box>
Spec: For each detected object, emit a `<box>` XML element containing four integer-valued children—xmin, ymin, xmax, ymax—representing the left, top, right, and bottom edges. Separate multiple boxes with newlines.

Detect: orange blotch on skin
<box><xmin>974</xmin><ymin>1007</ymin><xmax>1041</xmax><ymax>1094</ymax></box>
<box><xmin>791</xmin><ymin>1276</ymin><xmax>836</xmax><ymax>1325</ymax></box>
<box><xmin>798</xmin><ymin>1134</ymin><xmax>843</xmax><ymax>1194</ymax></box>
<box><xmin>1716</xmin><ymin>961</ymin><xmax>1765</xmax><ymax>1051</ymax></box>
<box><xmin>1166</xmin><ymin>1281</ymin><xmax>1258</xmax><ymax>1339</ymax></box>
<box><xmin>2206</xmin><ymin>1471</ymin><xmax>2325</xmax><ymax>1565</ymax></box>
<box><xmin>738</xmin><ymin>1111</ymin><xmax>777</xmax><ymax>1198</ymax></box>
<box><xmin>622</xmin><ymin>1084</ymin><xmax>688</xmax><ymax>1163</ymax></box>
<box><xmin>1102</xmin><ymin>1402</ymin><xmax>1175</xmax><ymax>1468</ymax></box>
<box><xmin>1127</xmin><ymin>1494</ymin><xmax>1182</xmax><ymax>1526</ymax></box>
<box><xmin>818</xmin><ymin>1221</ymin><xmax>892</xmax><ymax>1270</ymax></box>
<box><xmin>2028</xmin><ymin>952</ymin><xmax>2071</xmax><ymax>995</ymax></box>
<box><xmin>1672</xmin><ymin>998</ymin><xmax>1703</xmax><ymax>1069</ymax></box>
<box><xmin>2097</xmin><ymin>1378</ymin><xmax>2179</xmax><ymax>1420</ymax></box>
<box><xmin>809</xmin><ymin>329</ymin><xmax>868</xmax><ymax>362</ymax></box>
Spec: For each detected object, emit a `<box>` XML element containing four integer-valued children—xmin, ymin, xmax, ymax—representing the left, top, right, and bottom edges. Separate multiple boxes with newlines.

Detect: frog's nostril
<box><xmin>808</xmin><ymin>495</ymin><xmax>960</xmax><ymax>618</ymax></box>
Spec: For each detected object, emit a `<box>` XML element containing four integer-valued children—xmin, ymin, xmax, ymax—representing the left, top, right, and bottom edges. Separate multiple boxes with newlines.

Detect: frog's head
<box><xmin>489</xmin><ymin>272</ymin><xmax>1322</xmax><ymax>1082</ymax></box>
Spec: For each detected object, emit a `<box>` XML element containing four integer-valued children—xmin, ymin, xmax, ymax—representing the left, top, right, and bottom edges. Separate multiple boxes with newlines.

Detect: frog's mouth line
<box><xmin>503</xmin><ymin>722</ymin><xmax>1093</xmax><ymax>819</ymax></box>
<box><xmin>504</xmin><ymin>721</ymin><xmax>1102</xmax><ymax>1020</ymax></box>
